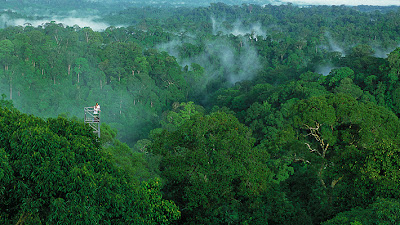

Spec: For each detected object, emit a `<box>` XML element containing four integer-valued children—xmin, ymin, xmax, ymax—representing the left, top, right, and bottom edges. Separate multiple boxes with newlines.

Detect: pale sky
<box><xmin>284</xmin><ymin>0</ymin><xmax>400</xmax><ymax>6</ymax></box>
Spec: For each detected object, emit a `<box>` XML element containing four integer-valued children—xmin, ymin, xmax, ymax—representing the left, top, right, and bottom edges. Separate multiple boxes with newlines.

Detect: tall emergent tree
<box><xmin>280</xmin><ymin>93</ymin><xmax>400</xmax><ymax>223</ymax></box>
<box><xmin>149</xmin><ymin>110</ymin><xmax>308</xmax><ymax>225</ymax></box>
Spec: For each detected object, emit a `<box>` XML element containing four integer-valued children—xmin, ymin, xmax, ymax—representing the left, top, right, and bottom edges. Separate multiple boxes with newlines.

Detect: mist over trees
<box><xmin>1</xmin><ymin>1</ymin><xmax>400</xmax><ymax>224</ymax></box>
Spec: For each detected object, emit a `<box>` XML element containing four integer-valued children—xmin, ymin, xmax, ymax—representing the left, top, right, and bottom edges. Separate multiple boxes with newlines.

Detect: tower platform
<box><xmin>84</xmin><ymin>106</ymin><xmax>100</xmax><ymax>138</ymax></box>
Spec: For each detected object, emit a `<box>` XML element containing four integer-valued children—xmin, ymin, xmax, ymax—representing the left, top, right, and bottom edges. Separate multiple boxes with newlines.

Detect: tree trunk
<box><xmin>85</xmin><ymin>32</ymin><xmax>89</xmax><ymax>43</ymax></box>
<box><xmin>9</xmin><ymin>76</ymin><xmax>12</xmax><ymax>100</ymax></box>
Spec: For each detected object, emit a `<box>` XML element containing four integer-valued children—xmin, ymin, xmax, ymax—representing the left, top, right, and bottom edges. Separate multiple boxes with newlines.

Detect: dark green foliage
<box><xmin>323</xmin><ymin>67</ymin><xmax>355</xmax><ymax>89</ymax></box>
<box><xmin>279</xmin><ymin>94</ymin><xmax>400</xmax><ymax>223</ymax></box>
<box><xmin>149</xmin><ymin>111</ymin><xmax>301</xmax><ymax>224</ymax></box>
<box><xmin>0</xmin><ymin>94</ymin><xmax>13</xmax><ymax>109</ymax></box>
<box><xmin>0</xmin><ymin>106</ymin><xmax>180</xmax><ymax>224</ymax></box>
<box><xmin>322</xmin><ymin>198</ymin><xmax>400</xmax><ymax>225</ymax></box>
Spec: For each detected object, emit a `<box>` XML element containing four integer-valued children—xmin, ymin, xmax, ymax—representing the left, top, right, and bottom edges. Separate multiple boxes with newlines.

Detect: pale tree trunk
<box><xmin>9</xmin><ymin>75</ymin><xmax>12</xmax><ymax>100</ymax></box>
<box><xmin>304</xmin><ymin>122</ymin><xmax>342</xmax><ymax>190</ymax></box>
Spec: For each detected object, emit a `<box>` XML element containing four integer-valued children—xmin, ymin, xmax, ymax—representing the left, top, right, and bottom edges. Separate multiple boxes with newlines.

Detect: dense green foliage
<box><xmin>2</xmin><ymin>1</ymin><xmax>400</xmax><ymax>224</ymax></box>
<box><xmin>322</xmin><ymin>198</ymin><xmax>400</xmax><ymax>225</ymax></box>
<box><xmin>150</xmin><ymin>111</ymin><xmax>290</xmax><ymax>224</ymax></box>
<box><xmin>0</xmin><ymin>103</ymin><xmax>180</xmax><ymax>224</ymax></box>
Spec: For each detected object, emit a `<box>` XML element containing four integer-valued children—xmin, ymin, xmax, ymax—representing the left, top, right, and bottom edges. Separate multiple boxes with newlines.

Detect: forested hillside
<box><xmin>1</xmin><ymin>2</ymin><xmax>400</xmax><ymax>224</ymax></box>
<box><xmin>0</xmin><ymin>97</ymin><xmax>180</xmax><ymax>224</ymax></box>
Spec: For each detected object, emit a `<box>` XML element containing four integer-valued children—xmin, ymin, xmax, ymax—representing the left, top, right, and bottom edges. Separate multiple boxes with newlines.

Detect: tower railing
<box><xmin>84</xmin><ymin>107</ymin><xmax>100</xmax><ymax>138</ymax></box>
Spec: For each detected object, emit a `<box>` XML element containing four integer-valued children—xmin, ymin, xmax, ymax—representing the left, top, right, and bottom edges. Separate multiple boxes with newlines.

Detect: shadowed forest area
<box><xmin>1</xmin><ymin>1</ymin><xmax>400</xmax><ymax>224</ymax></box>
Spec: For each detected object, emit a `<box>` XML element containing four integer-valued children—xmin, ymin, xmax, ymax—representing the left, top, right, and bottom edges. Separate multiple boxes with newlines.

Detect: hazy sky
<box><xmin>284</xmin><ymin>0</ymin><xmax>400</xmax><ymax>6</ymax></box>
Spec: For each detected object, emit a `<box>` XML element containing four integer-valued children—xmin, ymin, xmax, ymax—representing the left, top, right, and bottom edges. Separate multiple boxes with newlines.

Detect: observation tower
<box><xmin>84</xmin><ymin>106</ymin><xmax>100</xmax><ymax>138</ymax></box>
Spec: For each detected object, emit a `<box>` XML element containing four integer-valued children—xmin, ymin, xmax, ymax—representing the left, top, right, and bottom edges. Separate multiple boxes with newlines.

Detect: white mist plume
<box><xmin>1</xmin><ymin>11</ymin><xmax>111</xmax><ymax>31</ymax></box>
<box><xmin>0</xmin><ymin>14</ymin><xmax>8</xmax><ymax>28</ymax></box>
<box><xmin>211</xmin><ymin>17</ymin><xmax>267</xmax><ymax>38</ymax></box>
<box><xmin>228</xmin><ymin>40</ymin><xmax>262</xmax><ymax>84</ymax></box>
<box><xmin>373</xmin><ymin>46</ymin><xmax>398</xmax><ymax>58</ymax></box>
<box><xmin>316</xmin><ymin>64</ymin><xmax>335</xmax><ymax>76</ymax></box>
<box><xmin>157</xmin><ymin>35</ymin><xmax>262</xmax><ymax>87</ymax></box>
<box><xmin>325</xmin><ymin>32</ymin><xmax>345</xmax><ymax>56</ymax></box>
<box><xmin>156</xmin><ymin>39</ymin><xmax>182</xmax><ymax>58</ymax></box>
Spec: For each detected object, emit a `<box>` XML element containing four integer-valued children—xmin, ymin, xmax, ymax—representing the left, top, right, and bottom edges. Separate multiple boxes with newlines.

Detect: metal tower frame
<box><xmin>84</xmin><ymin>107</ymin><xmax>100</xmax><ymax>138</ymax></box>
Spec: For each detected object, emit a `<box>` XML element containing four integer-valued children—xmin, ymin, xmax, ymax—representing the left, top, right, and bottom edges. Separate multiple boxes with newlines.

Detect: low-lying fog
<box><xmin>0</xmin><ymin>13</ymin><xmax>112</xmax><ymax>31</ymax></box>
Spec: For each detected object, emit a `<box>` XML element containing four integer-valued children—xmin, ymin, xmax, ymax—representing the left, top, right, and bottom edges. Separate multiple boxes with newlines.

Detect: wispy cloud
<box><xmin>1</xmin><ymin>14</ymin><xmax>110</xmax><ymax>31</ymax></box>
<box><xmin>211</xmin><ymin>17</ymin><xmax>267</xmax><ymax>37</ymax></box>
<box><xmin>324</xmin><ymin>32</ymin><xmax>345</xmax><ymax>56</ymax></box>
